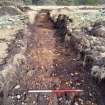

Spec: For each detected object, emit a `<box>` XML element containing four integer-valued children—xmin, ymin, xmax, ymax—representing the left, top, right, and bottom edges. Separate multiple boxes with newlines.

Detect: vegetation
<box><xmin>56</xmin><ymin>0</ymin><xmax>73</xmax><ymax>5</ymax></box>
<box><xmin>23</xmin><ymin>0</ymin><xmax>32</xmax><ymax>5</ymax></box>
<box><xmin>84</xmin><ymin>0</ymin><xmax>98</xmax><ymax>5</ymax></box>
<box><xmin>23</xmin><ymin>0</ymin><xmax>99</xmax><ymax>5</ymax></box>
<box><xmin>37</xmin><ymin>0</ymin><xmax>57</xmax><ymax>5</ymax></box>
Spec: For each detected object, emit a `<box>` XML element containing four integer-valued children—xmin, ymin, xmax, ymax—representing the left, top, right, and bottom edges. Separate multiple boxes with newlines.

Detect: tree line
<box><xmin>23</xmin><ymin>0</ymin><xmax>99</xmax><ymax>5</ymax></box>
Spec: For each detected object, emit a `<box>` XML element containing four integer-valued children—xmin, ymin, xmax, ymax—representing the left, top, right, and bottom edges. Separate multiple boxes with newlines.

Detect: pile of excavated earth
<box><xmin>0</xmin><ymin>6</ymin><xmax>28</xmax><ymax>105</ymax></box>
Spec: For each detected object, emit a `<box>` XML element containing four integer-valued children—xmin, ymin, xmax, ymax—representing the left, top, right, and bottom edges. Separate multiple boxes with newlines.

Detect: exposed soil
<box><xmin>0</xmin><ymin>9</ymin><xmax>105</xmax><ymax>105</ymax></box>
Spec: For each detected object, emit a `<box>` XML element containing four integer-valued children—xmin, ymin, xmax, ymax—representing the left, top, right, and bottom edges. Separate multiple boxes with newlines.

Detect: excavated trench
<box><xmin>21</xmin><ymin>9</ymin><xmax>105</xmax><ymax>105</ymax></box>
<box><xmin>1</xmin><ymin>9</ymin><xmax>105</xmax><ymax>105</ymax></box>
